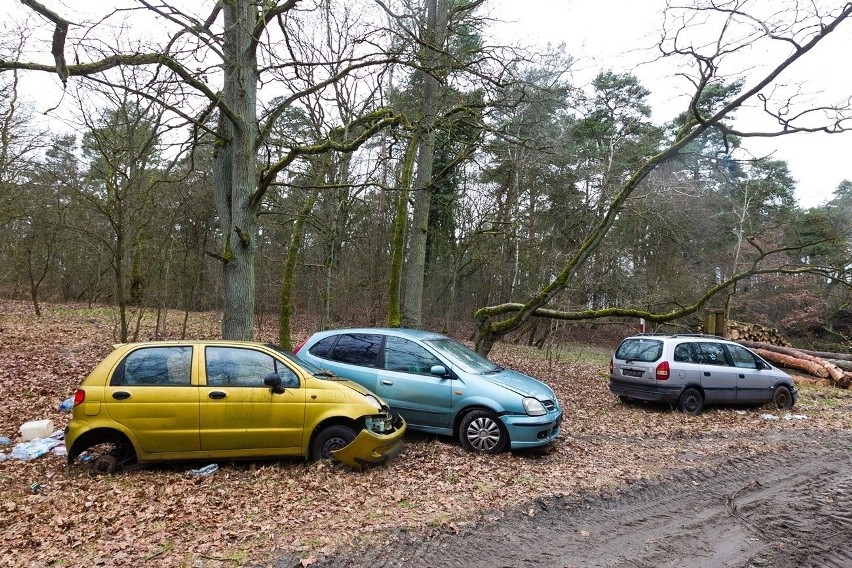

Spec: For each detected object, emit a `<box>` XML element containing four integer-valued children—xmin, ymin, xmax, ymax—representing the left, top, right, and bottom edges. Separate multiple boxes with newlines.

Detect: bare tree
<box><xmin>472</xmin><ymin>1</ymin><xmax>852</xmax><ymax>355</ymax></box>
<box><xmin>1</xmin><ymin>0</ymin><xmax>401</xmax><ymax>339</ymax></box>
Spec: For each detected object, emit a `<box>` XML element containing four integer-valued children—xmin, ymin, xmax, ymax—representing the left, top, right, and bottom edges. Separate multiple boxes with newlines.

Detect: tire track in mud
<box><xmin>267</xmin><ymin>432</ymin><xmax>852</xmax><ymax>568</ymax></box>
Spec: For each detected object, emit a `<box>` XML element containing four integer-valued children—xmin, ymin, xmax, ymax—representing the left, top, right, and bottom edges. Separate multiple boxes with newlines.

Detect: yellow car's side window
<box><xmin>111</xmin><ymin>346</ymin><xmax>193</xmax><ymax>386</ymax></box>
<box><xmin>205</xmin><ymin>346</ymin><xmax>297</xmax><ymax>387</ymax></box>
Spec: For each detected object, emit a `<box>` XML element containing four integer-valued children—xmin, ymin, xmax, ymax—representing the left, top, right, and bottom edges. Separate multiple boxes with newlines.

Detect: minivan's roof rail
<box><xmin>632</xmin><ymin>333</ymin><xmax>721</xmax><ymax>338</ymax></box>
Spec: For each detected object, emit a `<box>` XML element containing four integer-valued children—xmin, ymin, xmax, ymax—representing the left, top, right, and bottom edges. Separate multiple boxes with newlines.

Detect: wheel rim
<box><xmin>464</xmin><ymin>416</ymin><xmax>502</xmax><ymax>451</ymax></box>
<box><xmin>683</xmin><ymin>392</ymin><xmax>700</xmax><ymax>413</ymax></box>
<box><xmin>320</xmin><ymin>436</ymin><xmax>349</xmax><ymax>458</ymax></box>
<box><xmin>775</xmin><ymin>390</ymin><xmax>790</xmax><ymax>408</ymax></box>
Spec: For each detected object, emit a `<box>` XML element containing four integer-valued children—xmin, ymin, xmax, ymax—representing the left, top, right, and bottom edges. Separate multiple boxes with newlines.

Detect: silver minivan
<box><xmin>609</xmin><ymin>334</ymin><xmax>797</xmax><ymax>414</ymax></box>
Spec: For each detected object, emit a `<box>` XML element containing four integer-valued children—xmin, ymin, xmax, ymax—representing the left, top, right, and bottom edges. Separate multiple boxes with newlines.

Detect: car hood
<box><xmin>480</xmin><ymin>368</ymin><xmax>556</xmax><ymax>401</ymax></box>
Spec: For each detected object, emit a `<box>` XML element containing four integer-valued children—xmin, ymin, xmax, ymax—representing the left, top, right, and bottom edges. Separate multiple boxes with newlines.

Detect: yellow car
<box><xmin>65</xmin><ymin>341</ymin><xmax>406</xmax><ymax>472</ymax></box>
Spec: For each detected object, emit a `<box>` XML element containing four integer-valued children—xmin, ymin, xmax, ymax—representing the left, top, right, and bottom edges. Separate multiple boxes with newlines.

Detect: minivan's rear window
<box><xmin>615</xmin><ymin>338</ymin><xmax>663</xmax><ymax>362</ymax></box>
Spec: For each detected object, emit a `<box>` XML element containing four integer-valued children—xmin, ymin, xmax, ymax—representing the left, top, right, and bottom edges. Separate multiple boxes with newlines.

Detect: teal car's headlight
<box><xmin>523</xmin><ymin>397</ymin><xmax>547</xmax><ymax>416</ymax></box>
<box><xmin>363</xmin><ymin>394</ymin><xmax>383</xmax><ymax>411</ymax></box>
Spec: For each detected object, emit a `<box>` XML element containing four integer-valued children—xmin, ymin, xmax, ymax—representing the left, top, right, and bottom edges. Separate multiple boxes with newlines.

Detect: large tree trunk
<box><xmin>400</xmin><ymin>0</ymin><xmax>448</xmax><ymax>329</ymax></box>
<box><xmin>214</xmin><ymin>0</ymin><xmax>259</xmax><ymax>340</ymax></box>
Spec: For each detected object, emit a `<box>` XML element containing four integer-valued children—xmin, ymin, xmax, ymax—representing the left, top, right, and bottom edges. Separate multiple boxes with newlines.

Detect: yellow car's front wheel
<box><xmin>311</xmin><ymin>425</ymin><xmax>356</xmax><ymax>461</ymax></box>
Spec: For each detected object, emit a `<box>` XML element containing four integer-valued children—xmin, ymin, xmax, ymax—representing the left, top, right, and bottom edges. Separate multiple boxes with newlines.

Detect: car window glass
<box><xmin>425</xmin><ymin>337</ymin><xmax>499</xmax><ymax>373</ymax></box>
<box><xmin>308</xmin><ymin>336</ymin><xmax>336</xmax><ymax>359</ymax></box>
<box><xmin>726</xmin><ymin>344</ymin><xmax>759</xmax><ymax>369</ymax></box>
<box><xmin>384</xmin><ymin>336</ymin><xmax>443</xmax><ymax>375</ymax></box>
<box><xmin>329</xmin><ymin>334</ymin><xmax>381</xmax><ymax>367</ymax></box>
<box><xmin>695</xmin><ymin>342</ymin><xmax>728</xmax><ymax>366</ymax></box>
<box><xmin>112</xmin><ymin>346</ymin><xmax>193</xmax><ymax>386</ymax></box>
<box><xmin>205</xmin><ymin>347</ymin><xmax>280</xmax><ymax>387</ymax></box>
<box><xmin>614</xmin><ymin>339</ymin><xmax>663</xmax><ymax>362</ymax></box>
<box><xmin>673</xmin><ymin>342</ymin><xmax>699</xmax><ymax>363</ymax></box>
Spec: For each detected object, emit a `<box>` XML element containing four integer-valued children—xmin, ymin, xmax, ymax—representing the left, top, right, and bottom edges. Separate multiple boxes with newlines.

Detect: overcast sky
<box><xmin>490</xmin><ymin>0</ymin><xmax>852</xmax><ymax>208</ymax></box>
<box><xmin>7</xmin><ymin>0</ymin><xmax>851</xmax><ymax>208</ymax></box>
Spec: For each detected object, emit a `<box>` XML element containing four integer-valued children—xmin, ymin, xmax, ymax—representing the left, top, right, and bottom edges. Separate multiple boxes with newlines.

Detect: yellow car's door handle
<box><xmin>208</xmin><ymin>391</ymin><xmax>226</xmax><ymax>399</ymax></box>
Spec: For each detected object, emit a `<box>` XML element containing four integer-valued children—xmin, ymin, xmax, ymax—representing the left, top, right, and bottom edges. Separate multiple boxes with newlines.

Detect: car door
<box><xmin>199</xmin><ymin>346</ymin><xmax>305</xmax><ymax>453</ymax></box>
<box><xmin>694</xmin><ymin>341</ymin><xmax>738</xmax><ymax>403</ymax></box>
<box><xmin>376</xmin><ymin>335</ymin><xmax>453</xmax><ymax>430</ymax></box>
<box><xmin>725</xmin><ymin>343</ymin><xmax>774</xmax><ymax>403</ymax></box>
<box><xmin>104</xmin><ymin>345</ymin><xmax>200</xmax><ymax>454</ymax></box>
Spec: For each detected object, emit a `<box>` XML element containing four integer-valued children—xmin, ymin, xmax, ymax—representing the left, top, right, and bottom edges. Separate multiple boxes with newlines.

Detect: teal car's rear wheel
<box><xmin>459</xmin><ymin>409</ymin><xmax>508</xmax><ymax>454</ymax></box>
<box><xmin>311</xmin><ymin>425</ymin><xmax>356</xmax><ymax>461</ymax></box>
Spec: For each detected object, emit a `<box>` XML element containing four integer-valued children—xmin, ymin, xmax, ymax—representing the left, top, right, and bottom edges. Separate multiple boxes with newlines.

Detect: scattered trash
<box><xmin>0</xmin><ymin>453</ymin><xmax>6</xmax><ymax>462</ymax></box>
<box><xmin>52</xmin><ymin>444</ymin><xmax>67</xmax><ymax>457</ymax></box>
<box><xmin>760</xmin><ymin>414</ymin><xmax>779</xmax><ymax>421</ymax></box>
<box><xmin>79</xmin><ymin>453</ymin><xmax>93</xmax><ymax>463</ymax></box>
<box><xmin>783</xmin><ymin>413</ymin><xmax>808</xmax><ymax>420</ymax></box>
<box><xmin>188</xmin><ymin>464</ymin><xmax>219</xmax><ymax>476</ymax></box>
<box><xmin>29</xmin><ymin>483</ymin><xmax>41</xmax><ymax>495</ymax></box>
<box><xmin>10</xmin><ymin>438</ymin><xmax>62</xmax><ymax>461</ymax></box>
<box><xmin>0</xmin><ymin>436</ymin><xmax>11</xmax><ymax>446</ymax></box>
<box><xmin>733</xmin><ymin>410</ymin><xmax>747</xmax><ymax>415</ymax></box>
<box><xmin>19</xmin><ymin>420</ymin><xmax>54</xmax><ymax>442</ymax></box>
<box><xmin>58</xmin><ymin>397</ymin><xmax>74</xmax><ymax>412</ymax></box>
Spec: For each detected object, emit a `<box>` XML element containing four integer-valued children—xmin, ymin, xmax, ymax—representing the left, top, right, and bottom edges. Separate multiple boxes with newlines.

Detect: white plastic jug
<box><xmin>19</xmin><ymin>419</ymin><xmax>54</xmax><ymax>441</ymax></box>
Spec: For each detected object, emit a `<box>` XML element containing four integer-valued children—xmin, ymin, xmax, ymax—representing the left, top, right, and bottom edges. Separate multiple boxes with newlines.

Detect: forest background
<box><xmin>1</xmin><ymin>0</ymin><xmax>852</xmax><ymax>354</ymax></box>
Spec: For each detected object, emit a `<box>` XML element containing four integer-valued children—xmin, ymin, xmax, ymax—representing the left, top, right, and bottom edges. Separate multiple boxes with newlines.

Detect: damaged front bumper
<box><xmin>331</xmin><ymin>414</ymin><xmax>407</xmax><ymax>469</ymax></box>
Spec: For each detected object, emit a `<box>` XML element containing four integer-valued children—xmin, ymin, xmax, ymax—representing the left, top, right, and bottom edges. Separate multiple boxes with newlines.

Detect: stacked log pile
<box><xmin>738</xmin><ymin>340</ymin><xmax>852</xmax><ymax>388</ymax></box>
<box><xmin>727</xmin><ymin>321</ymin><xmax>790</xmax><ymax>346</ymax></box>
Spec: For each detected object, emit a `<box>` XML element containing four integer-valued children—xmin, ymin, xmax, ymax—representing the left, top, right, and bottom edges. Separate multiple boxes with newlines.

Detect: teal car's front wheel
<box><xmin>459</xmin><ymin>410</ymin><xmax>508</xmax><ymax>454</ymax></box>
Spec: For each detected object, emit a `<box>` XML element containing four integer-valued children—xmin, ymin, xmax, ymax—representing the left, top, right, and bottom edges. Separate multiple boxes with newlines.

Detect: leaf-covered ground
<box><xmin>1</xmin><ymin>300</ymin><xmax>850</xmax><ymax>567</ymax></box>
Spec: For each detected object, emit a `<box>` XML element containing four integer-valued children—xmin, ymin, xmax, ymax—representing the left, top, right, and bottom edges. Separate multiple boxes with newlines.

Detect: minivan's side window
<box><xmin>673</xmin><ymin>343</ymin><xmax>699</xmax><ymax>363</ymax></box>
<box><xmin>726</xmin><ymin>344</ymin><xmax>759</xmax><ymax>369</ymax></box>
<box><xmin>112</xmin><ymin>346</ymin><xmax>193</xmax><ymax>386</ymax></box>
<box><xmin>384</xmin><ymin>336</ymin><xmax>443</xmax><ymax>375</ymax></box>
<box><xmin>695</xmin><ymin>342</ymin><xmax>728</xmax><ymax>366</ymax></box>
<box><xmin>205</xmin><ymin>347</ymin><xmax>296</xmax><ymax>387</ymax></box>
<box><xmin>330</xmin><ymin>334</ymin><xmax>382</xmax><ymax>367</ymax></box>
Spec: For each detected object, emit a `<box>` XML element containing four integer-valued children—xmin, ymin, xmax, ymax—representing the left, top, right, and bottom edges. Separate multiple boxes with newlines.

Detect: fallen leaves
<box><xmin>1</xmin><ymin>300</ymin><xmax>851</xmax><ymax>566</ymax></box>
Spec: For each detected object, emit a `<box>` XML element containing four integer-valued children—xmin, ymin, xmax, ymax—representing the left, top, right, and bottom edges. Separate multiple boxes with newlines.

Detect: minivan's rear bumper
<box><xmin>609</xmin><ymin>377</ymin><xmax>682</xmax><ymax>403</ymax></box>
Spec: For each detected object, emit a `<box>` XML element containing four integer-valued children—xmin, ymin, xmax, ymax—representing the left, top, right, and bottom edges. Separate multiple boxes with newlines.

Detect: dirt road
<box><xmin>273</xmin><ymin>431</ymin><xmax>852</xmax><ymax>568</ymax></box>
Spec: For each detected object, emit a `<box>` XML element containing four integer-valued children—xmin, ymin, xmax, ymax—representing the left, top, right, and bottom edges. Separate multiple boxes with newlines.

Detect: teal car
<box><xmin>293</xmin><ymin>328</ymin><xmax>562</xmax><ymax>454</ymax></box>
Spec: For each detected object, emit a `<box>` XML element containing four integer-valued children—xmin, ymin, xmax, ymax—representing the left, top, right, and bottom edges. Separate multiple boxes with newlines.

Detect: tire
<box><xmin>772</xmin><ymin>385</ymin><xmax>794</xmax><ymax>410</ymax></box>
<box><xmin>677</xmin><ymin>387</ymin><xmax>704</xmax><ymax>415</ymax></box>
<box><xmin>311</xmin><ymin>425</ymin><xmax>356</xmax><ymax>461</ymax></box>
<box><xmin>459</xmin><ymin>409</ymin><xmax>508</xmax><ymax>454</ymax></box>
<box><xmin>79</xmin><ymin>439</ymin><xmax>136</xmax><ymax>474</ymax></box>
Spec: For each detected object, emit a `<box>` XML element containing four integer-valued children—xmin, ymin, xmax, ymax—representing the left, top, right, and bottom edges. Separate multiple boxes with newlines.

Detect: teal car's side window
<box><xmin>111</xmin><ymin>346</ymin><xmax>193</xmax><ymax>386</ymax></box>
<box><xmin>330</xmin><ymin>334</ymin><xmax>381</xmax><ymax>367</ymax></box>
<box><xmin>384</xmin><ymin>336</ymin><xmax>443</xmax><ymax>375</ymax></box>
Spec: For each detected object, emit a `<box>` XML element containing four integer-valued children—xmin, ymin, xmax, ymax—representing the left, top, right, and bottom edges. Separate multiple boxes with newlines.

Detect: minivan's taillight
<box><xmin>73</xmin><ymin>388</ymin><xmax>86</xmax><ymax>406</ymax></box>
<box><xmin>655</xmin><ymin>361</ymin><xmax>670</xmax><ymax>381</ymax></box>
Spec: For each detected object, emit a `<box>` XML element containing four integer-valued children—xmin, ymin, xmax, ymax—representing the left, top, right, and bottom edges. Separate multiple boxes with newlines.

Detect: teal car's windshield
<box><xmin>425</xmin><ymin>338</ymin><xmax>502</xmax><ymax>374</ymax></box>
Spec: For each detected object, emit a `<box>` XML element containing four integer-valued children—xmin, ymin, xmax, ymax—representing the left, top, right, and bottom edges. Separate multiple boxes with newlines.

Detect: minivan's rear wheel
<box><xmin>311</xmin><ymin>425</ymin><xmax>356</xmax><ymax>461</ymax></box>
<box><xmin>459</xmin><ymin>410</ymin><xmax>508</xmax><ymax>454</ymax></box>
<box><xmin>677</xmin><ymin>388</ymin><xmax>704</xmax><ymax>415</ymax></box>
<box><xmin>772</xmin><ymin>385</ymin><xmax>794</xmax><ymax>410</ymax></box>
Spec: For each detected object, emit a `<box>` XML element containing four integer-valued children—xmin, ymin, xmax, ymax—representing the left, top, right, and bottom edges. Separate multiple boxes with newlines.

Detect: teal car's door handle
<box><xmin>208</xmin><ymin>391</ymin><xmax>226</xmax><ymax>399</ymax></box>
<box><xmin>381</xmin><ymin>380</ymin><xmax>393</xmax><ymax>386</ymax></box>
